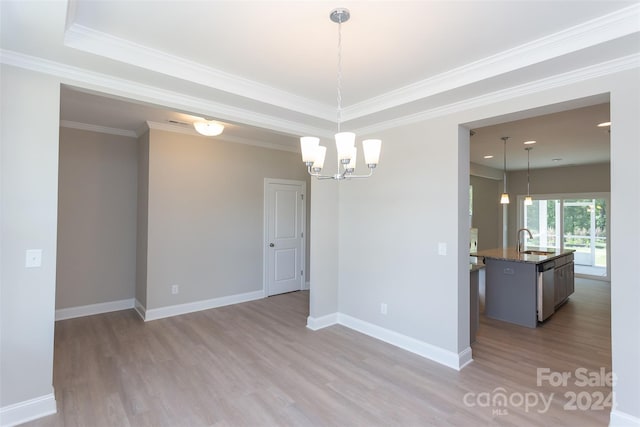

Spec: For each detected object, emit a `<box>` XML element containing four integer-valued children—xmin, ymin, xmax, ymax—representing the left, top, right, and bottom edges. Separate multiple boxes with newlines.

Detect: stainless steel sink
<box><xmin>521</xmin><ymin>250</ymin><xmax>554</xmax><ymax>256</ymax></box>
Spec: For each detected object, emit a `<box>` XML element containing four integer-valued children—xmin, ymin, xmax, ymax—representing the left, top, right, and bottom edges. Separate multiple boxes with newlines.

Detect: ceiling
<box><xmin>470</xmin><ymin>102</ymin><xmax>611</xmax><ymax>170</ymax></box>
<box><xmin>2</xmin><ymin>1</ymin><xmax>638</xmax><ymax>167</ymax></box>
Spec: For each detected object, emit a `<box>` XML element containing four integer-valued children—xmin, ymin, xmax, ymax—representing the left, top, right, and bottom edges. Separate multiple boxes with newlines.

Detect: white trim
<box><xmin>354</xmin><ymin>54</ymin><xmax>640</xmax><ymax>137</ymax></box>
<box><xmin>610</xmin><ymin>410</ymin><xmax>640</xmax><ymax>426</ymax></box>
<box><xmin>458</xmin><ymin>347</ymin><xmax>474</xmax><ymax>370</ymax></box>
<box><xmin>302</xmin><ymin>281</ymin><xmax>310</xmax><ymax>290</ymax></box>
<box><xmin>306</xmin><ymin>313</ymin><xmax>339</xmax><ymax>331</ymax></box>
<box><xmin>145</xmin><ymin>121</ymin><xmax>299</xmax><ymax>153</ymax></box>
<box><xmin>0</xmin><ymin>49</ymin><xmax>331</xmax><ymax>140</ymax></box>
<box><xmin>0</xmin><ymin>393</ymin><xmax>56</xmax><ymax>427</ymax></box>
<box><xmin>337</xmin><ymin>314</ymin><xmax>473</xmax><ymax>371</ymax></box>
<box><xmin>306</xmin><ymin>312</ymin><xmax>473</xmax><ymax>370</ymax></box>
<box><xmin>59</xmin><ymin>120</ymin><xmax>137</xmax><ymax>138</ymax></box>
<box><xmin>141</xmin><ymin>290</ymin><xmax>264</xmax><ymax>322</ymax></box>
<box><xmin>263</xmin><ymin>179</ymin><xmax>307</xmax><ymax>297</ymax></box>
<box><xmin>55</xmin><ymin>298</ymin><xmax>135</xmax><ymax>321</ymax></box>
<box><xmin>2</xmin><ymin>48</ymin><xmax>637</xmax><ymax>141</ymax></box>
<box><xmin>344</xmin><ymin>4</ymin><xmax>640</xmax><ymax>121</ymax></box>
<box><xmin>60</xmin><ymin>4</ymin><xmax>640</xmax><ymax>124</ymax></box>
<box><xmin>134</xmin><ymin>299</ymin><xmax>146</xmax><ymax>321</ymax></box>
<box><xmin>218</xmin><ymin>134</ymin><xmax>300</xmax><ymax>154</ymax></box>
<box><xmin>63</xmin><ymin>23</ymin><xmax>334</xmax><ymax>121</ymax></box>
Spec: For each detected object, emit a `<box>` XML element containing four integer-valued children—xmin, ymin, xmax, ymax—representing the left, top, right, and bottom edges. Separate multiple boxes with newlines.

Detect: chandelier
<box><xmin>300</xmin><ymin>8</ymin><xmax>382</xmax><ymax>180</ymax></box>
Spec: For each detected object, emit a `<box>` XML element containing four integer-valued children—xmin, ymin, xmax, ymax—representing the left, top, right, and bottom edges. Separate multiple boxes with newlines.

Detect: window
<box><xmin>520</xmin><ymin>194</ymin><xmax>609</xmax><ymax>279</ymax></box>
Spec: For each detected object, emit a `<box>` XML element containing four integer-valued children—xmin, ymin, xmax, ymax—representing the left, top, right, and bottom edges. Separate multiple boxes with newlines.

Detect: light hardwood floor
<box><xmin>26</xmin><ymin>278</ymin><xmax>611</xmax><ymax>426</ymax></box>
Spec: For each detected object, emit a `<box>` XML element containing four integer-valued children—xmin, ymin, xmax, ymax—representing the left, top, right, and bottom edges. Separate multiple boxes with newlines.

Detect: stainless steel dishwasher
<box><xmin>537</xmin><ymin>261</ymin><xmax>555</xmax><ymax>322</ymax></box>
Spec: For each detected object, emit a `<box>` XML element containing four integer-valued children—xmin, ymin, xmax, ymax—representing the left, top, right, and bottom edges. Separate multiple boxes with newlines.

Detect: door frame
<box><xmin>263</xmin><ymin>178</ymin><xmax>307</xmax><ymax>297</ymax></box>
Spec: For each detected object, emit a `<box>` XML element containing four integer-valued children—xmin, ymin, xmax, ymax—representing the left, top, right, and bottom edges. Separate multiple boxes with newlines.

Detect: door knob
<box><xmin>269</xmin><ymin>243</ymin><xmax>275</xmax><ymax>247</ymax></box>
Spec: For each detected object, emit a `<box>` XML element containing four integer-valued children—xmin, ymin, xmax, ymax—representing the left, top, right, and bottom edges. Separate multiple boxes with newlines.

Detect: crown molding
<box><xmin>0</xmin><ymin>49</ymin><xmax>332</xmax><ymax>140</ymax></box>
<box><xmin>145</xmin><ymin>121</ymin><xmax>299</xmax><ymax>153</ymax></box>
<box><xmin>60</xmin><ymin>120</ymin><xmax>137</xmax><ymax>138</ymax></box>
<box><xmin>354</xmin><ymin>53</ymin><xmax>640</xmax><ymax>137</ymax></box>
<box><xmin>61</xmin><ymin>4</ymin><xmax>638</xmax><ymax>124</ymax></box>
<box><xmin>144</xmin><ymin>120</ymin><xmax>196</xmax><ymax>137</ymax></box>
<box><xmin>63</xmin><ymin>23</ymin><xmax>335</xmax><ymax>121</ymax></box>
<box><xmin>343</xmin><ymin>3</ymin><xmax>640</xmax><ymax>122</ymax></box>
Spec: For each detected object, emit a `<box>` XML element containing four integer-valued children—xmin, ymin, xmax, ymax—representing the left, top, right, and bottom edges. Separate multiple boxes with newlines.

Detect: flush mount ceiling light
<box><xmin>483</xmin><ymin>155</ymin><xmax>494</xmax><ymax>159</ymax></box>
<box><xmin>500</xmin><ymin>136</ymin><xmax>510</xmax><ymax>204</ymax></box>
<box><xmin>300</xmin><ymin>8</ymin><xmax>381</xmax><ymax>180</ymax></box>
<box><xmin>523</xmin><ymin>140</ymin><xmax>537</xmax><ymax>145</ymax></box>
<box><xmin>524</xmin><ymin>147</ymin><xmax>533</xmax><ymax>206</ymax></box>
<box><xmin>194</xmin><ymin>119</ymin><xmax>224</xmax><ymax>136</ymax></box>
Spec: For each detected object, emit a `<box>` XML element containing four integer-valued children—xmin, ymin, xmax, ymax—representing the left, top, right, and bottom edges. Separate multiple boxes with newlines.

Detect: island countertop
<box><xmin>471</xmin><ymin>247</ymin><xmax>575</xmax><ymax>264</ymax></box>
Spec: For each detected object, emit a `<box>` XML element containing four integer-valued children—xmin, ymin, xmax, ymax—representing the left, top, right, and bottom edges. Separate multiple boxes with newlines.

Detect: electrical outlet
<box><xmin>380</xmin><ymin>303</ymin><xmax>388</xmax><ymax>315</ymax></box>
<box><xmin>25</xmin><ymin>249</ymin><xmax>42</xmax><ymax>268</ymax></box>
<box><xmin>171</xmin><ymin>284</ymin><xmax>179</xmax><ymax>295</ymax></box>
<box><xmin>438</xmin><ymin>242</ymin><xmax>447</xmax><ymax>256</ymax></box>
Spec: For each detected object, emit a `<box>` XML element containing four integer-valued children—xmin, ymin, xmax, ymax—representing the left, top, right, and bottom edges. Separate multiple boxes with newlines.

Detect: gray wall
<box><xmin>56</xmin><ymin>128</ymin><xmax>138</xmax><ymax>309</ymax></box>
<box><xmin>470</xmin><ymin>175</ymin><xmax>500</xmax><ymax>250</ymax></box>
<box><xmin>310</xmin><ymin>68</ymin><xmax>640</xmax><ymax>419</ymax></box>
<box><xmin>136</xmin><ymin>131</ymin><xmax>150</xmax><ymax>307</ymax></box>
<box><xmin>140</xmin><ymin>129</ymin><xmax>310</xmax><ymax>310</ymax></box>
<box><xmin>1</xmin><ymin>65</ymin><xmax>59</xmax><ymax>408</ymax></box>
<box><xmin>1</xmin><ymin>61</ymin><xmax>638</xmax><ymax>423</ymax></box>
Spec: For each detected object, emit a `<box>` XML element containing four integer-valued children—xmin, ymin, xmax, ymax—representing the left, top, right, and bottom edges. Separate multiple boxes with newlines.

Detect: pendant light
<box><xmin>299</xmin><ymin>8</ymin><xmax>382</xmax><ymax>180</ymax></box>
<box><xmin>524</xmin><ymin>147</ymin><xmax>533</xmax><ymax>206</ymax></box>
<box><xmin>500</xmin><ymin>136</ymin><xmax>510</xmax><ymax>204</ymax></box>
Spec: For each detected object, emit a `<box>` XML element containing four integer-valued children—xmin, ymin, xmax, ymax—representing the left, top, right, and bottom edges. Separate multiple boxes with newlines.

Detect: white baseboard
<box><xmin>134</xmin><ymin>299</ymin><xmax>146</xmax><ymax>320</ymax></box>
<box><xmin>0</xmin><ymin>392</ymin><xmax>56</xmax><ymax>427</ymax></box>
<box><xmin>610</xmin><ymin>409</ymin><xmax>640</xmax><ymax>426</ymax></box>
<box><xmin>142</xmin><ymin>290</ymin><xmax>264</xmax><ymax>321</ymax></box>
<box><xmin>337</xmin><ymin>313</ymin><xmax>472</xmax><ymax>371</ymax></box>
<box><xmin>306</xmin><ymin>311</ymin><xmax>472</xmax><ymax>371</ymax></box>
<box><xmin>302</xmin><ymin>281</ymin><xmax>310</xmax><ymax>290</ymax></box>
<box><xmin>306</xmin><ymin>313</ymin><xmax>338</xmax><ymax>330</ymax></box>
<box><xmin>55</xmin><ymin>298</ymin><xmax>135</xmax><ymax>321</ymax></box>
<box><xmin>458</xmin><ymin>346</ymin><xmax>474</xmax><ymax>369</ymax></box>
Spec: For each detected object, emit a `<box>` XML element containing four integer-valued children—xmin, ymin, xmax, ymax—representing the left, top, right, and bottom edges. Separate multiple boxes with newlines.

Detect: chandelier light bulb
<box><xmin>301</xmin><ymin>137</ymin><xmax>320</xmax><ymax>164</ymax></box>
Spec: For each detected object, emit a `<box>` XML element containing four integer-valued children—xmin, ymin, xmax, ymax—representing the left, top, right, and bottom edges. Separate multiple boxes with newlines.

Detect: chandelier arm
<box><xmin>308</xmin><ymin>166</ymin><xmax>340</xmax><ymax>180</ymax></box>
<box><xmin>343</xmin><ymin>169</ymin><xmax>375</xmax><ymax>179</ymax></box>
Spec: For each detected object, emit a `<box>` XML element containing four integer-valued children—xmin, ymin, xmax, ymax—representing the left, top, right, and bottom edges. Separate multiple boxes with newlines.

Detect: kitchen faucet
<box><xmin>517</xmin><ymin>228</ymin><xmax>533</xmax><ymax>253</ymax></box>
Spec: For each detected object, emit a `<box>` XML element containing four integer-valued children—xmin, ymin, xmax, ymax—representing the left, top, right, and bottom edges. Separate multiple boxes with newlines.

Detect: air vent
<box><xmin>167</xmin><ymin>119</ymin><xmax>189</xmax><ymax>126</ymax></box>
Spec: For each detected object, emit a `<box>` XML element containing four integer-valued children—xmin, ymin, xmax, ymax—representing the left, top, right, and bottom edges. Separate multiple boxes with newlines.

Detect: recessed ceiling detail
<box><xmin>2</xmin><ymin>1</ymin><xmax>638</xmax><ymax>155</ymax></box>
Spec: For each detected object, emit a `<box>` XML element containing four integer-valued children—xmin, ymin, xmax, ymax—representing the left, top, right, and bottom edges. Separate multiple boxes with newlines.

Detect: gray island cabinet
<box><xmin>472</xmin><ymin>247</ymin><xmax>575</xmax><ymax>328</ymax></box>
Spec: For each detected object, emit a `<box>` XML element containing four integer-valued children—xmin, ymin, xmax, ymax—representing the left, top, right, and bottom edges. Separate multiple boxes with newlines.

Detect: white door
<box><xmin>264</xmin><ymin>179</ymin><xmax>305</xmax><ymax>296</ymax></box>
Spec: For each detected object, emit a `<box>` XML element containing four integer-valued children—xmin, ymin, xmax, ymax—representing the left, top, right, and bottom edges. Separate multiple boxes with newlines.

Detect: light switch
<box><xmin>438</xmin><ymin>242</ymin><xmax>447</xmax><ymax>256</ymax></box>
<box><xmin>25</xmin><ymin>249</ymin><xmax>42</xmax><ymax>268</ymax></box>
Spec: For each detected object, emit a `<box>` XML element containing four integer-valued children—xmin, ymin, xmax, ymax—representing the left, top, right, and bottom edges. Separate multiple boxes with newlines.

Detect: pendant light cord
<box><xmin>503</xmin><ymin>137</ymin><xmax>508</xmax><ymax>193</ymax></box>
<box><xmin>526</xmin><ymin>147</ymin><xmax>532</xmax><ymax>196</ymax></box>
<box><xmin>336</xmin><ymin>16</ymin><xmax>343</xmax><ymax>133</ymax></box>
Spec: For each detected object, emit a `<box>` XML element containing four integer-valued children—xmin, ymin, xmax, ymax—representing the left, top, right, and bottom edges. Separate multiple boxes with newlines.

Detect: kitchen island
<box><xmin>472</xmin><ymin>247</ymin><xmax>575</xmax><ymax>328</ymax></box>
